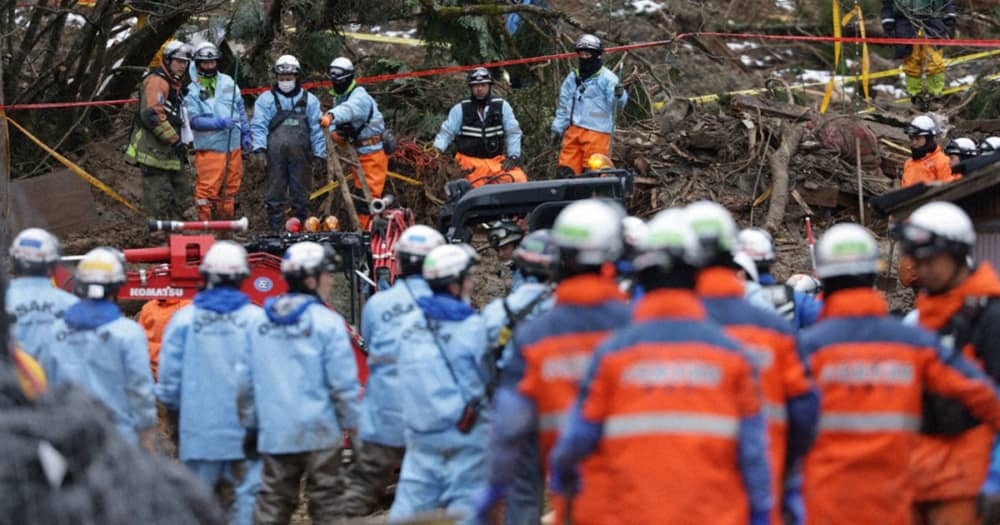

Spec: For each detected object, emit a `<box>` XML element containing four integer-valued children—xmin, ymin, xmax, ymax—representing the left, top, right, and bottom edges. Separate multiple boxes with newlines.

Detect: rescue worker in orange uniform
<box><xmin>185</xmin><ymin>42</ymin><xmax>252</xmax><ymax>221</ymax></box>
<box><xmin>138</xmin><ymin>298</ymin><xmax>190</xmax><ymax>380</ymax></box>
<box><xmin>320</xmin><ymin>57</ymin><xmax>388</xmax><ymax>229</ymax></box>
<box><xmin>550</xmin><ymin>34</ymin><xmax>627</xmax><ymax>177</ymax></box>
<box><xmin>902</xmin><ymin>115</ymin><xmax>959</xmax><ymax>188</ymax></box>
<box><xmin>479</xmin><ymin>199</ymin><xmax>630</xmax><ymax>523</ymax></box>
<box><xmin>688</xmin><ymin>200</ymin><xmax>819</xmax><ymax>525</ymax></box>
<box><xmin>550</xmin><ymin>207</ymin><xmax>772</xmax><ymax>525</ymax></box>
<box><xmin>434</xmin><ymin>68</ymin><xmax>526</xmax><ymax>188</ymax></box>
<box><xmin>893</xmin><ymin>202</ymin><xmax>1000</xmax><ymax>525</ymax></box>
<box><xmin>799</xmin><ymin>222</ymin><xmax>1000</xmax><ymax>525</ymax></box>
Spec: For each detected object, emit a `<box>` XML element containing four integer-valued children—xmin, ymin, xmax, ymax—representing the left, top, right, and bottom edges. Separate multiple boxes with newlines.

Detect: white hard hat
<box><xmin>815</xmin><ymin>223</ymin><xmax>879</xmax><ymax>279</ymax></box>
<box><xmin>575</xmin><ymin>34</ymin><xmax>603</xmax><ymax>53</ymax></box>
<box><xmin>552</xmin><ymin>199</ymin><xmax>624</xmax><ymax>266</ymax></box>
<box><xmin>980</xmin><ymin>136</ymin><xmax>1000</xmax><ymax>154</ymax></box>
<box><xmin>273</xmin><ymin>55</ymin><xmax>302</xmax><ymax>75</ymax></box>
<box><xmin>686</xmin><ymin>200</ymin><xmax>738</xmax><ymax>259</ymax></box>
<box><xmin>895</xmin><ymin>201</ymin><xmax>975</xmax><ymax>259</ymax></box>
<box><xmin>422</xmin><ymin>243</ymin><xmax>478</xmax><ymax>287</ymax></box>
<box><xmin>10</xmin><ymin>227</ymin><xmax>60</xmax><ymax>273</ymax></box>
<box><xmin>786</xmin><ymin>273</ymin><xmax>821</xmax><ymax>294</ymax></box>
<box><xmin>163</xmin><ymin>41</ymin><xmax>192</xmax><ymax>62</ymax></box>
<box><xmin>74</xmin><ymin>247</ymin><xmax>126</xmax><ymax>299</ymax></box>
<box><xmin>281</xmin><ymin>241</ymin><xmax>338</xmax><ymax>278</ymax></box>
<box><xmin>192</xmin><ymin>42</ymin><xmax>222</xmax><ymax>62</ymax></box>
<box><xmin>634</xmin><ymin>208</ymin><xmax>701</xmax><ymax>271</ymax></box>
<box><xmin>905</xmin><ymin>115</ymin><xmax>938</xmax><ymax>137</ymax></box>
<box><xmin>328</xmin><ymin>57</ymin><xmax>355</xmax><ymax>82</ymax></box>
<box><xmin>737</xmin><ymin>228</ymin><xmax>775</xmax><ymax>267</ymax></box>
<box><xmin>733</xmin><ymin>252</ymin><xmax>759</xmax><ymax>283</ymax></box>
<box><xmin>396</xmin><ymin>225</ymin><xmax>446</xmax><ymax>259</ymax></box>
<box><xmin>199</xmin><ymin>241</ymin><xmax>250</xmax><ymax>284</ymax></box>
<box><xmin>944</xmin><ymin>137</ymin><xmax>978</xmax><ymax>158</ymax></box>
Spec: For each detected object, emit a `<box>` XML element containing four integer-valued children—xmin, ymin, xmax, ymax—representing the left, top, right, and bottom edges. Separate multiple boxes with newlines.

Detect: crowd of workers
<box><xmin>6</xmin><ymin>186</ymin><xmax>1000</xmax><ymax>524</ymax></box>
<box><xmin>125</xmin><ymin>33</ymin><xmax>626</xmax><ymax>231</ymax></box>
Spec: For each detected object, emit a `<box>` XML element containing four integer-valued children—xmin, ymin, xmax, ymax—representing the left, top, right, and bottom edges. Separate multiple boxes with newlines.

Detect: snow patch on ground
<box><xmin>776</xmin><ymin>0</ymin><xmax>795</xmax><ymax>11</ymax></box>
<box><xmin>613</xmin><ymin>0</ymin><xmax>664</xmax><ymax>16</ymax></box>
<box><xmin>797</xmin><ymin>69</ymin><xmax>833</xmax><ymax>83</ymax></box>
<box><xmin>949</xmin><ymin>74</ymin><xmax>976</xmax><ymax>88</ymax></box>
<box><xmin>741</xmin><ymin>55</ymin><xmax>766</xmax><ymax>68</ymax></box>
<box><xmin>727</xmin><ymin>41</ymin><xmax>759</xmax><ymax>51</ymax></box>
<box><xmin>66</xmin><ymin>14</ymin><xmax>86</xmax><ymax>28</ymax></box>
<box><xmin>872</xmin><ymin>84</ymin><xmax>908</xmax><ymax>98</ymax></box>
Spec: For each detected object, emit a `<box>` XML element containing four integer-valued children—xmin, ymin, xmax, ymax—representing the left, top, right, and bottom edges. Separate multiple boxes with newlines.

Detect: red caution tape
<box><xmin>2</xmin><ymin>32</ymin><xmax>998</xmax><ymax>111</ymax></box>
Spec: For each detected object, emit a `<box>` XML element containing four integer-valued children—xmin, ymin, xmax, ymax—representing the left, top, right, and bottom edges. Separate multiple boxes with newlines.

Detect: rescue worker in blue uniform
<box><xmin>36</xmin><ymin>248</ymin><xmax>156</xmax><ymax>449</ymax></box>
<box><xmin>738</xmin><ymin>227</ymin><xmax>822</xmax><ymax>328</ymax></box>
<box><xmin>250</xmin><ymin>55</ymin><xmax>326</xmax><ymax>233</ymax></box>
<box><xmin>549</xmin><ymin>208</ymin><xmax>773</xmax><ymax>525</ymax></box>
<box><xmin>481</xmin><ymin>199</ymin><xmax>631</xmax><ymax>523</ymax></box>
<box><xmin>156</xmin><ymin>241</ymin><xmax>265</xmax><ymax>525</ymax></box>
<box><xmin>551</xmin><ymin>34</ymin><xmax>628</xmax><ymax>176</ymax></box>
<box><xmin>238</xmin><ymin>241</ymin><xmax>361</xmax><ymax>523</ymax></box>
<box><xmin>5</xmin><ymin>228</ymin><xmax>77</xmax><ymax>359</ymax></box>
<box><xmin>388</xmin><ymin>243</ymin><xmax>490</xmax><ymax>524</ymax></box>
<box><xmin>478</xmin><ymin>229</ymin><xmax>558</xmax><ymax>524</ymax></box>
<box><xmin>337</xmin><ymin>225</ymin><xmax>446</xmax><ymax>516</ymax></box>
<box><xmin>434</xmin><ymin>68</ymin><xmax>526</xmax><ymax>188</ymax></box>
<box><xmin>320</xmin><ymin>57</ymin><xmax>389</xmax><ymax>229</ymax></box>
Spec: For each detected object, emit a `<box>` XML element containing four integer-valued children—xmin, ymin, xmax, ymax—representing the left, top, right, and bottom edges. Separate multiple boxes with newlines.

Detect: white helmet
<box><xmin>281</xmin><ymin>241</ymin><xmax>338</xmax><ymax>278</ymax></box>
<box><xmin>273</xmin><ymin>55</ymin><xmax>302</xmax><ymax>76</ymax></box>
<box><xmin>686</xmin><ymin>200</ymin><xmax>738</xmax><ymax>261</ymax></box>
<box><xmin>199</xmin><ymin>241</ymin><xmax>250</xmax><ymax>284</ymax></box>
<box><xmin>894</xmin><ymin>201</ymin><xmax>975</xmax><ymax>259</ymax></box>
<box><xmin>395</xmin><ymin>225</ymin><xmax>446</xmax><ymax>275</ymax></box>
<box><xmin>575</xmin><ymin>34</ymin><xmax>603</xmax><ymax>54</ymax></box>
<box><xmin>944</xmin><ymin>137</ymin><xmax>978</xmax><ymax>158</ymax></box>
<box><xmin>328</xmin><ymin>57</ymin><xmax>355</xmax><ymax>82</ymax></box>
<box><xmin>737</xmin><ymin>228</ymin><xmax>776</xmax><ymax>267</ymax></box>
<box><xmin>905</xmin><ymin>115</ymin><xmax>938</xmax><ymax>137</ymax></box>
<box><xmin>733</xmin><ymin>252</ymin><xmax>759</xmax><ymax>283</ymax></box>
<box><xmin>74</xmin><ymin>247</ymin><xmax>126</xmax><ymax>299</ymax></box>
<box><xmin>815</xmin><ymin>223</ymin><xmax>879</xmax><ymax>279</ymax></box>
<box><xmin>786</xmin><ymin>273</ymin><xmax>821</xmax><ymax>294</ymax></box>
<box><xmin>634</xmin><ymin>208</ymin><xmax>701</xmax><ymax>271</ymax></box>
<box><xmin>422</xmin><ymin>243</ymin><xmax>479</xmax><ymax>287</ymax></box>
<box><xmin>10</xmin><ymin>227</ymin><xmax>60</xmax><ymax>274</ymax></box>
<box><xmin>980</xmin><ymin>136</ymin><xmax>1000</xmax><ymax>154</ymax></box>
<box><xmin>622</xmin><ymin>216</ymin><xmax>648</xmax><ymax>251</ymax></box>
<box><xmin>552</xmin><ymin>199</ymin><xmax>624</xmax><ymax>266</ymax></box>
<box><xmin>162</xmin><ymin>41</ymin><xmax>192</xmax><ymax>62</ymax></box>
<box><xmin>192</xmin><ymin>42</ymin><xmax>222</xmax><ymax>62</ymax></box>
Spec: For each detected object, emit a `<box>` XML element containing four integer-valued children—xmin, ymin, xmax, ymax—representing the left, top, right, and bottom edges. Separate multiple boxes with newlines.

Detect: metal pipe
<box><xmin>147</xmin><ymin>217</ymin><xmax>249</xmax><ymax>232</ymax></box>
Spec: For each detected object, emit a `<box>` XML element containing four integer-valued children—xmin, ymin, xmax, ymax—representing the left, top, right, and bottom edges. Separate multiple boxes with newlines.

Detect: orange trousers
<box><xmin>454</xmin><ymin>152</ymin><xmax>527</xmax><ymax>188</ymax></box>
<box><xmin>558</xmin><ymin>125</ymin><xmax>612</xmax><ymax>175</ymax></box>
<box><xmin>193</xmin><ymin>150</ymin><xmax>243</xmax><ymax>220</ymax></box>
<box><xmin>351</xmin><ymin>149</ymin><xmax>388</xmax><ymax>230</ymax></box>
<box><xmin>911</xmin><ymin>425</ymin><xmax>992</xmax><ymax>525</ymax></box>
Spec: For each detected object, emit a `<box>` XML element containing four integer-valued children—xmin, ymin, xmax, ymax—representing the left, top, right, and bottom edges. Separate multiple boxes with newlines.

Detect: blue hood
<box><xmin>417</xmin><ymin>293</ymin><xmax>476</xmax><ymax>321</ymax></box>
<box><xmin>64</xmin><ymin>299</ymin><xmax>121</xmax><ymax>329</ymax></box>
<box><xmin>194</xmin><ymin>287</ymin><xmax>250</xmax><ymax>313</ymax></box>
<box><xmin>758</xmin><ymin>273</ymin><xmax>777</xmax><ymax>286</ymax></box>
<box><xmin>264</xmin><ymin>294</ymin><xmax>319</xmax><ymax>325</ymax></box>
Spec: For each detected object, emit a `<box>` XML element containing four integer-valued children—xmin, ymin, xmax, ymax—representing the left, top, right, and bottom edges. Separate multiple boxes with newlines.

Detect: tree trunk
<box><xmin>764</xmin><ymin>123</ymin><xmax>805</xmax><ymax>232</ymax></box>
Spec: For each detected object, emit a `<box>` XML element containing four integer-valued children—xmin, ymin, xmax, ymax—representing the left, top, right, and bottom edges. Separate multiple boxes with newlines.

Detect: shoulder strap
<box><xmin>505</xmin><ymin>284</ymin><xmax>555</xmax><ymax>329</ymax></box>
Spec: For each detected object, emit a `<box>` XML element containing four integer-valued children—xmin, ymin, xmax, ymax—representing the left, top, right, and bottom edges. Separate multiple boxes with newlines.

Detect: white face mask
<box><xmin>277</xmin><ymin>80</ymin><xmax>296</xmax><ymax>93</ymax></box>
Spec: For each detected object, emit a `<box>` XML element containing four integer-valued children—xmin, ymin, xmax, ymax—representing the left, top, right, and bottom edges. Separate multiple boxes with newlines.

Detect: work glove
<box><xmin>614</xmin><ymin>83</ymin><xmax>625</xmax><ymax>98</ymax></box>
<box><xmin>313</xmin><ymin>156</ymin><xmax>328</xmax><ymax>176</ymax></box>
<box><xmin>474</xmin><ymin>483</ymin><xmax>508</xmax><ymax>522</ymax></box>
<box><xmin>173</xmin><ymin>142</ymin><xmax>188</xmax><ymax>165</ymax></box>
<box><xmin>943</xmin><ymin>16</ymin><xmax>956</xmax><ymax>38</ymax></box>
<box><xmin>500</xmin><ymin>155</ymin><xmax>520</xmax><ymax>172</ymax></box>
<box><xmin>549</xmin><ymin>130</ymin><xmax>563</xmax><ymax>149</ymax></box>
<box><xmin>881</xmin><ymin>18</ymin><xmax>895</xmax><ymax>36</ymax></box>
<box><xmin>319</xmin><ymin>112</ymin><xmax>334</xmax><ymax>129</ymax></box>
<box><xmin>242</xmin><ymin>430</ymin><xmax>259</xmax><ymax>460</ymax></box>
<box><xmin>212</xmin><ymin>116</ymin><xmax>235</xmax><ymax>130</ymax></box>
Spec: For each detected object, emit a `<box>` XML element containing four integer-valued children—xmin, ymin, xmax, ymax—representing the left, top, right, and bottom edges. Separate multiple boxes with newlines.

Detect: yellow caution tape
<box><xmin>819</xmin><ymin>0</ymin><xmax>842</xmax><ymax>114</ymax></box>
<box><xmin>310</xmin><ymin>180</ymin><xmax>341</xmax><ymax>200</ymax></box>
<box><xmin>343</xmin><ymin>31</ymin><xmax>432</xmax><ymax>47</ymax></box>
<box><xmin>4</xmin><ymin>115</ymin><xmax>140</xmax><ymax>213</ymax></box>
<box><xmin>388</xmin><ymin>170</ymin><xmax>422</xmax><ymax>186</ymax></box>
